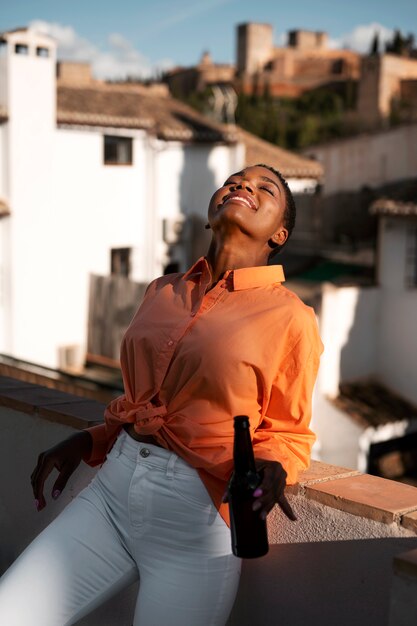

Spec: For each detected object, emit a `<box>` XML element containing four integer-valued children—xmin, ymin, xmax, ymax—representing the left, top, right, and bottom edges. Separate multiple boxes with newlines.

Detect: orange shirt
<box><xmin>84</xmin><ymin>257</ymin><xmax>323</xmax><ymax>525</ymax></box>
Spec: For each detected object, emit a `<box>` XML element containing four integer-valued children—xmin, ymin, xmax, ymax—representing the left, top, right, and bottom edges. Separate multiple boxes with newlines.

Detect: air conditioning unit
<box><xmin>162</xmin><ymin>217</ymin><xmax>184</xmax><ymax>244</ymax></box>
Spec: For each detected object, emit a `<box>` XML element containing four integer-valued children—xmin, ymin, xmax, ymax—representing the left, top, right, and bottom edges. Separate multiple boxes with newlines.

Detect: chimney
<box><xmin>57</xmin><ymin>61</ymin><xmax>93</xmax><ymax>85</ymax></box>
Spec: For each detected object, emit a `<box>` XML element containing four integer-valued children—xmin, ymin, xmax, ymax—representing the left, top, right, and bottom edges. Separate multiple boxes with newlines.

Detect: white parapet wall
<box><xmin>1</xmin><ymin>377</ymin><xmax>417</xmax><ymax>625</ymax></box>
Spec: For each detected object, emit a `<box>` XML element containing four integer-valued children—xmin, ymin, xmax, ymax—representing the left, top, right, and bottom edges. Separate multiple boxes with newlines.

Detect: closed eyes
<box><xmin>260</xmin><ymin>186</ymin><xmax>275</xmax><ymax>196</ymax></box>
<box><xmin>223</xmin><ymin>181</ymin><xmax>275</xmax><ymax>196</ymax></box>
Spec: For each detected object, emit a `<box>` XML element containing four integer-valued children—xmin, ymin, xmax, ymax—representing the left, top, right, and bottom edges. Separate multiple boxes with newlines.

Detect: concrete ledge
<box><xmin>304</xmin><ymin>473</ymin><xmax>417</xmax><ymax>524</ymax></box>
<box><xmin>1</xmin><ymin>375</ymin><xmax>417</xmax><ymax>534</ymax></box>
<box><xmin>402</xmin><ymin>511</ymin><xmax>417</xmax><ymax>534</ymax></box>
<box><xmin>0</xmin><ymin>375</ymin><xmax>105</xmax><ymax>428</ymax></box>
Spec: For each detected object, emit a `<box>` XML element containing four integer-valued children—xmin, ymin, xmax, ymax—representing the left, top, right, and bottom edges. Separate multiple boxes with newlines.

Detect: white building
<box><xmin>301</xmin><ymin>198</ymin><xmax>417</xmax><ymax>475</ymax></box>
<box><xmin>0</xmin><ymin>27</ymin><xmax>321</xmax><ymax>371</ymax></box>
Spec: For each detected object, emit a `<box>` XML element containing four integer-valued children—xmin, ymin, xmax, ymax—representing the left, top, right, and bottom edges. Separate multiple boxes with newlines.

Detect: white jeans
<box><xmin>0</xmin><ymin>430</ymin><xmax>241</xmax><ymax>625</ymax></box>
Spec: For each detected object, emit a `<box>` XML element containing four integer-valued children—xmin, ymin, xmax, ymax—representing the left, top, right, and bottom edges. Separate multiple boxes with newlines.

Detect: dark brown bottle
<box><xmin>228</xmin><ymin>415</ymin><xmax>269</xmax><ymax>558</ymax></box>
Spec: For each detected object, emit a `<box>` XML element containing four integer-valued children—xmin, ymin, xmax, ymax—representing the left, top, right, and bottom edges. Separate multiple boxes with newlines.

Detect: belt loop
<box><xmin>115</xmin><ymin>430</ymin><xmax>126</xmax><ymax>458</ymax></box>
<box><xmin>166</xmin><ymin>454</ymin><xmax>177</xmax><ymax>479</ymax></box>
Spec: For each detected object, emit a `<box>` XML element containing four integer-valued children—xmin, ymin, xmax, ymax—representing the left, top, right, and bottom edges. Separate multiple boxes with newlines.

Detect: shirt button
<box><xmin>167</xmin><ymin>339</ymin><xmax>174</xmax><ymax>346</ymax></box>
<box><xmin>140</xmin><ymin>448</ymin><xmax>150</xmax><ymax>458</ymax></box>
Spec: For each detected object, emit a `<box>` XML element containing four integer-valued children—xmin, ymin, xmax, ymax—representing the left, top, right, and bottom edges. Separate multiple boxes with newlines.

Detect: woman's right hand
<box><xmin>30</xmin><ymin>430</ymin><xmax>93</xmax><ymax>511</ymax></box>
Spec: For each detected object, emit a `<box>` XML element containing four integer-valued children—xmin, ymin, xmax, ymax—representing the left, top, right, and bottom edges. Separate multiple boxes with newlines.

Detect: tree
<box><xmin>385</xmin><ymin>29</ymin><xmax>415</xmax><ymax>56</ymax></box>
<box><xmin>370</xmin><ymin>32</ymin><xmax>380</xmax><ymax>55</ymax></box>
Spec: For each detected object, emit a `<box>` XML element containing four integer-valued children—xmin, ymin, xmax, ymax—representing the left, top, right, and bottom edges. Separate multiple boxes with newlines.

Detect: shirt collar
<box><xmin>230</xmin><ymin>264</ymin><xmax>285</xmax><ymax>289</ymax></box>
<box><xmin>183</xmin><ymin>257</ymin><xmax>210</xmax><ymax>281</ymax></box>
<box><xmin>183</xmin><ymin>257</ymin><xmax>285</xmax><ymax>290</ymax></box>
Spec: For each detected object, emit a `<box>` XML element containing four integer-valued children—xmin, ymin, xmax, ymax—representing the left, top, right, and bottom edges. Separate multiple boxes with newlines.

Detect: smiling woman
<box><xmin>0</xmin><ymin>163</ymin><xmax>323</xmax><ymax>626</ymax></box>
<box><xmin>207</xmin><ymin>164</ymin><xmax>296</xmax><ymax>273</ymax></box>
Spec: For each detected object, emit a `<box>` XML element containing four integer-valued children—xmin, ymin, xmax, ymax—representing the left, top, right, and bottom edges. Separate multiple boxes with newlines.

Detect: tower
<box><xmin>236</xmin><ymin>23</ymin><xmax>273</xmax><ymax>75</ymax></box>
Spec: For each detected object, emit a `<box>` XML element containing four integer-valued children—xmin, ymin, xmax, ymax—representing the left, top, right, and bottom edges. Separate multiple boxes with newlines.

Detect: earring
<box><xmin>204</xmin><ymin>223</ymin><xmax>211</xmax><ymax>230</ymax></box>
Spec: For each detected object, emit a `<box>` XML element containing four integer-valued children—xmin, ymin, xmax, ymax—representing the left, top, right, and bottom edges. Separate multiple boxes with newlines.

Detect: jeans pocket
<box><xmin>171</xmin><ymin>471</ymin><xmax>213</xmax><ymax>509</ymax></box>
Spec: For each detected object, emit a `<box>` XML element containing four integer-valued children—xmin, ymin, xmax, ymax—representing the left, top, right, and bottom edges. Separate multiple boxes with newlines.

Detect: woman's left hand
<box><xmin>252</xmin><ymin>459</ymin><xmax>297</xmax><ymax>521</ymax></box>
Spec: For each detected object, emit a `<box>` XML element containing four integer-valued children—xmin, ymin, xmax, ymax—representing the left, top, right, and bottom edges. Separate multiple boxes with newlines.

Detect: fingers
<box><xmin>252</xmin><ymin>487</ymin><xmax>296</xmax><ymax>521</ymax></box>
<box><xmin>30</xmin><ymin>435</ymin><xmax>85</xmax><ymax>510</ymax></box>
<box><xmin>51</xmin><ymin>462</ymin><xmax>76</xmax><ymax>499</ymax></box>
<box><xmin>224</xmin><ymin>460</ymin><xmax>297</xmax><ymax>521</ymax></box>
<box><xmin>277</xmin><ymin>492</ymin><xmax>297</xmax><ymax>521</ymax></box>
<box><xmin>31</xmin><ymin>453</ymin><xmax>55</xmax><ymax>511</ymax></box>
<box><xmin>253</xmin><ymin>462</ymin><xmax>297</xmax><ymax>522</ymax></box>
<box><xmin>31</xmin><ymin>455</ymin><xmax>74</xmax><ymax>511</ymax></box>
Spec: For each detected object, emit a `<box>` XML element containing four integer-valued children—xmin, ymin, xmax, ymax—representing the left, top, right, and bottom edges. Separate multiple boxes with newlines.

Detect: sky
<box><xmin>2</xmin><ymin>0</ymin><xmax>417</xmax><ymax>79</ymax></box>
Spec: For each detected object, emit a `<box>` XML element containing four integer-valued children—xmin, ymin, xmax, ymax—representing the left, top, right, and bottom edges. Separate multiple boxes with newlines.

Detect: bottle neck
<box><xmin>233</xmin><ymin>416</ymin><xmax>256</xmax><ymax>474</ymax></box>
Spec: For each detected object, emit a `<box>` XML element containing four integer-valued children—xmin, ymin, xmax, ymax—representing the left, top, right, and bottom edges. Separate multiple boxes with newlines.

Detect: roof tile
<box><xmin>56</xmin><ymin>84</ymin><xmax>322</xmax><ymax>179</ymax></box>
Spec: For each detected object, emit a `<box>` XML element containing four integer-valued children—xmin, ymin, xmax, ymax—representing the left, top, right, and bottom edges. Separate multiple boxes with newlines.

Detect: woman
<box><xmin>0</xmin><ymin>164</ymin><xmax>322</xmax><ymax>625</ymax></box>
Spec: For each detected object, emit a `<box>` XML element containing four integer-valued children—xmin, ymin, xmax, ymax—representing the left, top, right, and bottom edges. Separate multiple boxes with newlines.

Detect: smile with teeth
<box><xmin>221</xmin><ymin>194</ymin><xmax>257</xmax><ymax>210</ymax></box>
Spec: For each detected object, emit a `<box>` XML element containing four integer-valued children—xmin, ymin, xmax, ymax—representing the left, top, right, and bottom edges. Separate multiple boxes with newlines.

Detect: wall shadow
<box><xmin>228</xmin><ymin>537</ymin><xmax>417</xmax><ymax>626</ymax></box>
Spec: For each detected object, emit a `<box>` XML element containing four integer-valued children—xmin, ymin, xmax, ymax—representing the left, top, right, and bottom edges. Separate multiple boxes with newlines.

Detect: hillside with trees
<box><xmin>166</xmin><ymin>28</ymin><xmax>417</xmax><ymax>150</ymax></box>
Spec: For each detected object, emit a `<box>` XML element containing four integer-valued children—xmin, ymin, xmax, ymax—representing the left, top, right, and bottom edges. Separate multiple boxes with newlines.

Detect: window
<box><xmin>36</xmin><ymin>46</ymin><xmax>49</xmax><ymax>58</ymax></box>
<box><xmin>15</xmin><ymin>43</ymin><xmax>29</xmax><ymax>55</ymax></box>
<box><xmin>104</xmin><ymin>135</ymin><xmax>133</xmax><ymax>165</ymax></box>
<box><xmin>111</xmin><ymin>248</ymin><xmax>131</xmax><ymax>278</ymax></box>
<box><xmin>405</xmin><ymin>225</ymin><xmax>417</xmax><ymax>288</ymax></box>
<box><xmin>332</xmin><ymin>59</ymin><xmax>344</xmax><ymax>74</ymax></box>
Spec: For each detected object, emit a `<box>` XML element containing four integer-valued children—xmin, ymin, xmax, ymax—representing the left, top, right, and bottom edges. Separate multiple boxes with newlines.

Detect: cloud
<box><xmin>29</xmin><ymin>20</ymin><xmax>97</xmax><ymax>62</ymax></box>
<box><xmin>29</xmin><ymin>20</ymin><xmax>173</xmax><ymax>80</ymax></box>
<box><xmin>95</xmin><ymin>33</ymin><xmax>156</xmax><ymax>80</ymax></box>
<box><xmin>330</xmin><ymin>22</ymin><xmax>394</xmax><ymax>54</ymax></box>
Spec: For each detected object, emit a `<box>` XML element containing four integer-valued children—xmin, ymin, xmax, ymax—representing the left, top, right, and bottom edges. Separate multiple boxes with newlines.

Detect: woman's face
<box><xmin>207</xmin><ymin>165</ymin><xmax>288</xmax><ymax>249</ymax></box>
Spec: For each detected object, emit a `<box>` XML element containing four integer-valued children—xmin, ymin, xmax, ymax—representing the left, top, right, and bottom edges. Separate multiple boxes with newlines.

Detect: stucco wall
<box><xmin>318</xmin><ymin>283</ymin><xmax>379</xmax><ymax>398</ymax></box>
<box><xmin>310</xmin><ymin>282</ymin><xmax>380</xmax><ymax>469</ymax></box>
<box><xmin>0</xmin><ymin>217</ymin><xmax>11</xmax><ymax>354</ymax></box>
<box><xmin>305</xmin><ymin>124</ymin><xmax>417</xmax><ymax>195</ymax></box>
<box><xmin>0</xmin><ymin>123</ymin><xmax>7</xmax><ymax>198</ymax></box>
<box><xmin>376</xmin><ymin>217</ymin><xmax>417</xmax><ymax>405</ymax></box>
<box><xmin>311</xmin><ymin>393</ymin><xmax>363</xmax><ymax>469</ymax></box>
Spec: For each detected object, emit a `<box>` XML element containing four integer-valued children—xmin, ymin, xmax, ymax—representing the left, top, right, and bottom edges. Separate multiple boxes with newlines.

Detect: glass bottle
<box><xmin>228</xmin><ymin>415</ymin><xmax>269</xmax><ymax>558</ymax></box>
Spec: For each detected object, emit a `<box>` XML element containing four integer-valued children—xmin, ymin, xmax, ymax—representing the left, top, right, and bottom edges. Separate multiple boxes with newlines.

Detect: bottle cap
<box><xmin>234</xmin><ymin>415</ymin><xmax>250</xmax><ymax>428</ymax></box>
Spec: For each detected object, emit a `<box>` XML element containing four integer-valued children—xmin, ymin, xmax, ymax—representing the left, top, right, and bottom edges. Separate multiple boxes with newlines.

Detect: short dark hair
<box><xmin>255</xmin><ymin>163</ymin><xmax>296</xmax><ymax>259</ymax></box>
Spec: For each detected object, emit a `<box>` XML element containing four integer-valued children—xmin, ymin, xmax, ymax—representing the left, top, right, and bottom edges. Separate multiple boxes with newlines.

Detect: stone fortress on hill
<box><xmin>165</xmin><ymin>22</ymin><xmax>417</xmax><ymax>129</ymax></box>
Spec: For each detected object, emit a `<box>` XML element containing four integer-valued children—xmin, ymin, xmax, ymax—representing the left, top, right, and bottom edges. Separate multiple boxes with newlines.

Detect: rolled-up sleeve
<box><xmin>82</xmin><ymin>422</ymin><xmax>121</xmax><ymax>467</ymax></box>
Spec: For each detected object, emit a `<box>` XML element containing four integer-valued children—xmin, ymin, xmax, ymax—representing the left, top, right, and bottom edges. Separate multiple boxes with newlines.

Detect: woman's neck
<box><xmin>206</xmin><ymin>239</ymin><xmax>269</xmax><ymax>283</ymax></box>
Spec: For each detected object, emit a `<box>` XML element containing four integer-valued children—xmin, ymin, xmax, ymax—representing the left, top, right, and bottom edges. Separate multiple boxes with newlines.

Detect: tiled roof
<box><xmin>238</xmin><ymin>128</ymin><xmax>323</xmax><ymax>179</ymax></box>
<box><xmin>370</xmin><ymin>198</ymin><xmax>417</xmax><ymax>217</ymax></box>
<box><xmin>56</xmin><ymin>84</ymin><xmax>322</xmax><ymax>179</ymax></box>
<box><xmin>57</xmin><ymin>85</ymin><xmax>238</xmax><ymax>143</ymax></box>
<box><xmin>333</xmin><ymin>381</ymin><xmax>417</xmax><ymax>429</ymax></box>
